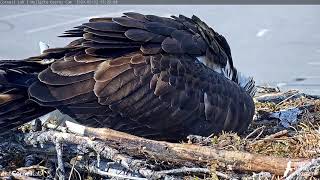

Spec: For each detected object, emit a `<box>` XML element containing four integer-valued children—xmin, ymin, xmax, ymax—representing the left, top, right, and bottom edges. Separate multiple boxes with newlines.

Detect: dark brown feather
<box><xmin>145</xmin><ymin>22</ymin><xmax>176</xmax><ymax>36</ymax></box>
<box><xmin>83</xmin><ymin>33</ymin><xmax>140</xmax><ymax>45</ymax></box>
<box><xmin>51</xmin><ymin>59</ymin><xmax>101</xmax><ymax>76</ymax></box>
<box><xmin>84</xmin><ymin>28</ymin><xmax>127</xmax><ymax>39</ymax></box>
<box><xmin>161</xmin><ymin>37</ymin><xmax>183</xmax><ymax>54</ymax></box>
<box><xmin>112</xmin><ymin>17</ymin><xmax>146</xmax><ymax>29</ymax></box>
<box><xmin>94</xmin><ymin>58</ymin><xmax>131</xmax><ymax>82</ymax></box>
<box><xmin>125</xmin><ymin>29</ymin><xmax>156</xmax><ymax>42</ymax></box>
<box><xmin>83</xmin><ymin>22</ymin><xmax>127</xmax><ymax>32</ymax></box>
<box><xmin>74</xmin><ymin>53</ymin><xmax>108</xmax><ymax>63</ymax></box>
<box><xmin>29</xmin><ymin>79</ymin><xmax>95</xmax><ymax>103</ymax></box>
<box><xmin>38</xmin><ymin>68</ymin><xmax>93</xmax><ymax>85</ymax></box>
<box><xmin>140</xmin><ymin>44</ymin><xmax>162</xmax><ymax>55</ymax></box>
<box><xmin>123</xmin><ymin>12</ymin><xmax>149</xmax><ymax>22</ymax></box>
<box><xmin>82</xmin><ymin>41</ymin><xmax>140</xmax><ymax>49</ymax></box>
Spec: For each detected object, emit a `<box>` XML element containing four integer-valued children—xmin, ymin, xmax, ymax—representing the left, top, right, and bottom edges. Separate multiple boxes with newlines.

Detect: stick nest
<box><xmin>1</xmin><ymin>87</ymin><xmax>320</xmax><ymax>180</ymax></box>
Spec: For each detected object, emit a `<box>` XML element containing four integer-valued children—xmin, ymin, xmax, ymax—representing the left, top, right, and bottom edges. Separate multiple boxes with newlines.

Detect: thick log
<box><xmin>27</xmin><ymin>122</ymin><xmax>311</xmax><ymax>176</ymax></box>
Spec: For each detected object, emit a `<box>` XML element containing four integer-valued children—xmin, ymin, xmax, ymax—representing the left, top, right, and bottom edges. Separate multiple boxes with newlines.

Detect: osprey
<box><xmin>0</xmin><ymin>12</ymin><xmax>255</xmax><ymax>140</ymax></box>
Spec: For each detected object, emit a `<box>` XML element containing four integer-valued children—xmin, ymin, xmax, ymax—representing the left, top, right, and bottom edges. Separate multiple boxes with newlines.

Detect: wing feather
<box><xmin>27</xmin><ymin>12</ymin><xmax>254</xmax><ymax>140</ymax></box>
<box><xmin>84</xmin><ymin>28</ymin><xmax>127</xmax><ymax>39</ymax></box>
<box><xmin>39</xmin><ymin>68</ymin><xmax>93</xmax><ymax>85</ymax></box>
<box><xmin>51</xmin><ymin>59</ymin><xmax>101</xmax><ymax>76</ymax></box>
<box><xmin>82</xmin><ymin>22</ymin><xmax>127</xmax><ymax>32</ymax></box>
<box><xmin>29</xmin><ymin>78</ymin><xmax>95</xmax><ymax>103</ymax></box>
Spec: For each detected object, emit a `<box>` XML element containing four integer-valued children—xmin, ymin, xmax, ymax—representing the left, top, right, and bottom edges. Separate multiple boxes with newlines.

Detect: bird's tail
<box><xmin>0</xmin><ymin>59</ymin><xmax>54</xmax><ymax>134</ymax></box>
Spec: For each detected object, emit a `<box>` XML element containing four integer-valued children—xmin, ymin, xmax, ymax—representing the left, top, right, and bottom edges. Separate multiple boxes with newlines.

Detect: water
<box><xmin>0</xmin><ymin>5</ymin><xmax>319</xmax><ymax>94</ymax></box>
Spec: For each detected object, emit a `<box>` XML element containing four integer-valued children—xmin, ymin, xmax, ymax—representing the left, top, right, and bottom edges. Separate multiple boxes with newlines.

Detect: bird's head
<box><xmin>181</xmin><ymin>15</ymin><xmax>256</xmax><ymax>97</ymax></box>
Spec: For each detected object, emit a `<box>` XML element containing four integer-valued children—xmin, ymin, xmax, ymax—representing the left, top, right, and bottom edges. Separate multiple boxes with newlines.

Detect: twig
<box><xmin>301</xmin><ymin>93</ymin><xmax>320</xmax><ymax>100</ymax></box>
<box><xmin>156</xmin><ymin>167</ymin><xmax>238</xmax><ymax>180</ymax></box>
<box><xmin>285</xmin><ymin>158</ymin><xmax>320</xmax><ymax>180</ymax></box>
<box><xmin>87</xmin><ymin>165</ymin><xmax>147</xmax><ymax>180</ymax></box>
<box><xmin>256</xmin><ymin>85</ymin><xmax>280</xmax><ymax>94</ymax></box>
<box><xmin>16</xmin><ymin>165</ymin><xmax>48</xmax><ymax>172</ymax></box>
<box><xmin>71</xmin><ymin>167</ymin><xmax>81</xmax><ymax>180</ymax></box>
<box><xmin>55</xmin><ymin>141</ymin><xmax>65</xmax><ymax>180</ymax></box>
<box><xmin>215</xmin><ymin>171</ymin><xmax>235</xmax><ymax>179</ymax></box>
<box><xmin>156</xmin><ymin>167</ymin><xmax>237</xmax><ymax>180</ymax></box>
<box><xmin>157</xmin><ymin>167</ymin><xmax>210</xmax><ymax>175</ymax></box>
<box><xmin>251</xmin><ymin>172</ymin><xmax>272</xmax><ymax>179</ymax></box>
<box><xmin>276</xmin><ymin>92</ymin><xmax>302</xmax><ymax>108</ymax></box>
<box><xmin>0</xmin><ymin>172</ymin><xmax>42</xmax><ymax>180</ymax></box>
<box><xmin>45</xmin><ymin>122</ymin><xmax>68</xmax><ymax>132</ymax></box>
<box><xmin>250</xmin><ymin>130</ymin><xmax>289</xmax><ymax>146</ymax></box>
<box><xmin>264</xmin><ymin>130</ymin><xmax>288</xmax><ymax>140</ymax></box>
<box><xmin>71</xmin><ymin>156</ymin><xmax>145</xmax><ymax>179</ymax></box>
<box><xmin>245</xmin><ymin>126</ymin><xmax>265</xmax><ymax>140</ymax></box>
<box><xmin>68</xmin><ymin>157</ymin><xmax>78</xmax><ymax>180</ymax></box>
<box><xmin>255</xmin><ymin>90</ymin><xmax>300</xmax><ymax>103</ymax></box>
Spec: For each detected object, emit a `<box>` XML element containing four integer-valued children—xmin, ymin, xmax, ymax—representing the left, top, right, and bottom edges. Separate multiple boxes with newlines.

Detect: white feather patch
<box><xmin>196</xmin><ymin>56</ymin><xmax>223</xmax><ymax>74</ymax></box>
<box><xmin>196</xmin><ymin>56</ymin><xmax>206</xmax><ymax>64</ymax></box>
<box><xmin>256</xmin><ymin>29</ymin><xmax>270</xmax><ymax>37</ymax></box>
<box><xmin>222</xmin><ymin>59</ymin><xmax>233</xmax><ymax>80</ymax></box>
<box><xmin>39</xmin><ymin>41</ymin><xmax>49</xmax><ymax>54</ymax></box>
<box><xmin>204</xmin><ymin>93</ymin><xmax>210</xmax><ymax>120</ymax></box>
<box><xmin>196</xmin><ymin>56</ymin><xmax>256</xmax><ymax>96</ymax></box>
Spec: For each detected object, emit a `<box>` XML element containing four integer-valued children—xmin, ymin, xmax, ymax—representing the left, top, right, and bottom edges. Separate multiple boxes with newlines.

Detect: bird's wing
<box><xmin>0</xmin><ymin>61</ymin><xmax>54</xmax><ymax>133</ymax></box>
<box><xmin>28</xmin><ymin>12</ymin><xmax>254</xmax><ymax>139</ymax></box>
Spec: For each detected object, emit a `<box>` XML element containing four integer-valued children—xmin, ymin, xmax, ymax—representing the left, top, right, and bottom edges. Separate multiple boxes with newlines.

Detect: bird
<box><xmin>0</xmin><ymin>12</ymin><xmax>256</xmax><ymax>140</ymax></box>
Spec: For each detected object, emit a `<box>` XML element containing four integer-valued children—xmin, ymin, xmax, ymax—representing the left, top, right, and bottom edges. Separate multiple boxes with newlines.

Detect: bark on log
<box><xmin>81</xmin><ymin>128</ymin><xmax>309</xmax><ymax>175</ymax></box>
<box><xmin>28</xmin><ymin>122</ymin><xmax>312</xmax><ymax>176</ymax></box>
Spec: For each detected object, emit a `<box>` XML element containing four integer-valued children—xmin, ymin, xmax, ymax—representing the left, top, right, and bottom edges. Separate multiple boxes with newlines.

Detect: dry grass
<box><xmin>206</xmin><ymin>93</ymin><xmax>320</xmax><ymax>160</ymax></box>
<box><xmin>197</xmin><ymin>93</ymin><xmax>320</xmax><ymax>179</ymax></box>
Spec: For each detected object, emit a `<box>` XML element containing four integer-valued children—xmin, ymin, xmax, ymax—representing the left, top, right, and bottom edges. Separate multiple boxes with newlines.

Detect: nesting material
<box><xmin>1</xmin><ymin>88</ymin><xmax>320</xmax><ymax>179</ymax></box>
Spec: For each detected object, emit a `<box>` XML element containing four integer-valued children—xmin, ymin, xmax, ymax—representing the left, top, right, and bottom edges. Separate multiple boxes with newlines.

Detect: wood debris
<box><xmin>1</xmin><ymin>87</ymin><xmax>320</xmax><ymax>179</ymax></box>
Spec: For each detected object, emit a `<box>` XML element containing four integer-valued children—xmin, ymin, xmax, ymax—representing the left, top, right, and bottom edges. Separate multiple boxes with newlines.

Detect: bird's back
<box><xmin>0</xmin><ymin>12</ymin><xmax>255</xmax><ymax>140</ymax></box>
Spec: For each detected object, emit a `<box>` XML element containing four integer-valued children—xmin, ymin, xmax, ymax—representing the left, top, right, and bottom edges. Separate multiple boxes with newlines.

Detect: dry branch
<box><xmin>0</xmin><ymin>172</ymin><xmax>42</xmax><ymax>180</ymax></box>
<box><xmin>55</xmin><ymin>142</ymin><xmax>65</xmax><ymax>180</ymax></box>
<box><xmin>25</xmin><ymin>122</ymin><xmax>312</xmax><ymax>176</ymax></box>
<box><xmin>24</xmin><ymin>129</ymin><xmax>169</xmax><ymax>179</ymax></box>
<box><xmin>72</xmin><ymin>158</ymin><xmax>147</xmax><ymax>180</ymax></box>
<box><xmin>285</xmin><ymin>158</ymin><xmax>320</xmax><ymax>180</ymax></box>
<box><xmin>255</xmin><ymin>90</ymin><xmax>300</xmax><ymax>103</ymax></box>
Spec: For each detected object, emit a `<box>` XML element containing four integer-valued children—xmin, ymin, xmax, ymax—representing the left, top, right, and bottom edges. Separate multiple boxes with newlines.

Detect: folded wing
<box><xmin>28</xmin><ymin>12</ymin><xmax>254</xmax><ymax>139</ymax></box>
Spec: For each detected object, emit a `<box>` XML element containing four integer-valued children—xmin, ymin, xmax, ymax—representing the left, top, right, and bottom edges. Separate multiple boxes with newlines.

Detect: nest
<box><xmin>1</xmin><ymin>87</ymin><xmax>320</xmax><ymax>180</ymax></box>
